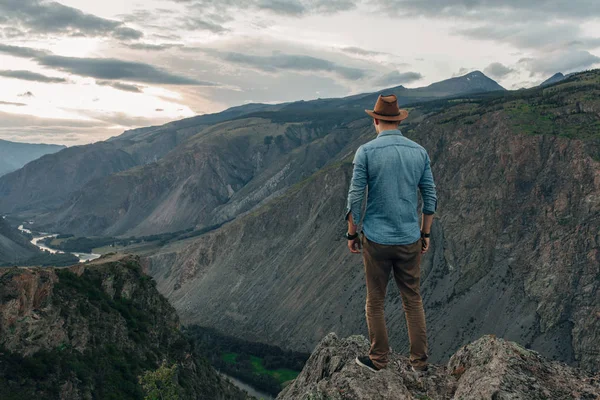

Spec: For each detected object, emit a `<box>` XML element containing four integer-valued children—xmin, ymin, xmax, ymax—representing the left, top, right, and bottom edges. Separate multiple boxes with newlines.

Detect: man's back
<box><xmin>345</xmin><ymin>128</ymin><xmax>437</xmax><ymax>245</ymax></box>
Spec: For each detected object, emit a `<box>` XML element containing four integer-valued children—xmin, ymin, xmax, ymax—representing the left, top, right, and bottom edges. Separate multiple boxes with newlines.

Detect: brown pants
<box><xmin>361</xmin><ymin>233</ymin><xmax>428</xmax><ymax>369</ymax></box>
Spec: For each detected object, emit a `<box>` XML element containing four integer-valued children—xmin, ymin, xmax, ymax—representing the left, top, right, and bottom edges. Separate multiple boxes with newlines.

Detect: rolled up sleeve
<box><xmin>418</xmin><ymin>152</ymin><xmax>437</xmax><ymax>215</ymax></box>
<box><xmin>345</xmin><ymin>146</ymin><xmax>368</xmax><ymax>224</ymax></box>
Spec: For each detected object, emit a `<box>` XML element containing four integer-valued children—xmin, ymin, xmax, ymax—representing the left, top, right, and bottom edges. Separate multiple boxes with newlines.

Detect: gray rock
<box><xmin>278</xmin><ymin>333</ymin><xmax>600</xmax><ymax>400</ymax></box>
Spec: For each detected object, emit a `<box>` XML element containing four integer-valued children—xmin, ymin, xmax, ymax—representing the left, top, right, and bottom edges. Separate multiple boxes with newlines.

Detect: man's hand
<box><xmin>421</xmin><ymin>237</ymin><xmax>430</xmax><ymax>254</ymax></box>
<box><xmin>348</xmin><ymin>238</ymin><xmax>361</xmax><ymax>254</ymax></box>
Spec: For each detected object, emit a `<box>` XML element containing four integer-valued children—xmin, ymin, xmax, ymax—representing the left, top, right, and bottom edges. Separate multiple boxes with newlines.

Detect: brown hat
<box><xmin>365</xmin><ymin>94</ymin><xmax>409</xmax><ymax>121</ymax></box>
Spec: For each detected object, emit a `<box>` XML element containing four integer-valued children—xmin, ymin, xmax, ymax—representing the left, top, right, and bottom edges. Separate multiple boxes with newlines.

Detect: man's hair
<box><xmin>378</xmin><ymin>119</ymin><xmax>401</xmax><ymax>127</ymax></box>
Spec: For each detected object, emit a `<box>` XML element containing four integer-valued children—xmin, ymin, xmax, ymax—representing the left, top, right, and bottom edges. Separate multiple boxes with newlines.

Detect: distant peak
<box><xmin>540</xmin><ymin>72</ymin><xmax>566</xmax><ymax>87</ymax></box>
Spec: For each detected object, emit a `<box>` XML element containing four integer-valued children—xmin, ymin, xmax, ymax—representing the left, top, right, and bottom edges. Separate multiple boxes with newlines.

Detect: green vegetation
<box><xmin>222</xmin><ymin>352</ymin><xmax>238</xmax><ymax>364</ymax></box>
<box><xmin>186</xmin><ymin>325</ymin><xmax>309</xmax><ymax>396</ymax></box>
<box><xmin>139</xmin><ymin>362</ymin><xmax>180</xmax><ymax>400</ymax></box>
<box><xmin>0</xmin><ymin>260</ymin><xmax>244</xmax><ymax>400</ymax></box>
<box><xmin>249</xmin><ymin>355</ymin><xmax>299</xmax><ymax>383</ymax></box>
<box><xmin>405</xmin><ymin>69</ymin><xmax>600</xmax><ymax>160</ymax></box>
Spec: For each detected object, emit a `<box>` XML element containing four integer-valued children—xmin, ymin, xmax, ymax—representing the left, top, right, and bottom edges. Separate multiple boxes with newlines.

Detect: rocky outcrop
<box><xmin>278</xmin><ymin>333</ymin><xmax>600</xmax><ymax>399</ymax></box>
<box><xmin>0</xmin><ymin>254</ymin><xmax>249</xmax><ymax>400</ymax></box>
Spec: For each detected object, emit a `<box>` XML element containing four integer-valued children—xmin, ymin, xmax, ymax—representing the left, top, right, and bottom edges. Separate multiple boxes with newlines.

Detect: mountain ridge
<box><xmin>0</xmin><ymin>253</ymin><xmax>250</xmax><ymax>400</ymax></box>
<box><xmin>0</xmin><ymin>71</ymin><xmax>504</xmax><ymax>221</ymax></box>
<box><xmin>0</xmin><ymin>139</ymin><xmax>65</xmax><ymax>177</ymax></box>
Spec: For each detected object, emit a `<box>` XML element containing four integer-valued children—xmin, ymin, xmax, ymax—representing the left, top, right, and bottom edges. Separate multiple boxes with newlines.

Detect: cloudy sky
<box><xmin>0</xmin><ymin>0</ymin><xmax>599</xmax><ymax>145</ymax></box>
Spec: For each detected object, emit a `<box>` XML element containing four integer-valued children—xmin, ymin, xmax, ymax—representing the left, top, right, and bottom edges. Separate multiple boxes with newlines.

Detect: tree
<box><xmin>138</xmin><ymin>361</ymin><xmax>180</xmax><ymax>400</ymax></box>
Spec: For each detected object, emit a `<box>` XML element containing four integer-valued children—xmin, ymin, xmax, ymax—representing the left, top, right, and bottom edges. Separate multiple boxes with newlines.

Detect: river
<box><xmin>17</xmin><ymin>223</ymin><xmax>101</xmax><ymax>263</ymax></box>
<box><xmin>9</xmin><ymin>217</ymin><xmax>274</xmax><ymax>397</ymax></box>
<box><xmin>217</xmin><ymin>372</ymin><xmax>275</xmax><ymax>400</ymax></box>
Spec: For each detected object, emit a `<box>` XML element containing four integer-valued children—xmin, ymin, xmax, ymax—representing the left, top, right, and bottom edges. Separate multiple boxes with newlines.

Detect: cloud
<box><xmin>458</xmin><ymin>22</ymin><xmax>588</xmax><ymax>50</ymax></box>
<box><xmin>207</xmin><ymin>50</ymin><xmax>367</xmax><ymax>80</ymax></box>
<box><xmin>518</xmin><ymin>50</ymin><xmax>600</xmax><ymax>75</ymax></box>
<box><xmin>113</xmin><ymin>26</ymin><xmax>143</xmax><ymax>40</ymax></box>
<box><xmin>0</xmin><ymin>101</ymin><xmax>26</xmax><ymax>106</ymax></box>
<box><xmin>126</xmin><ymin>43</ymin><xmax>183</xmax><ymax>51</ymax></box>
<box><xmin>452</xmin><ymin>67</ymin><xmax>473</xmax><ymax>77</ymax></box>
<box><xmin>96</xmin><ymin>80</ymin><xmax>144</xmax><ymax>93</ymax></box>
<box><xmin>373</xmin><ymin>71</ymin><xmax>423</xmax><ymax>87</ymax></box>
<box><xmin>372</xmin><ymin>1</ymin><xmax>600</xmax><ymax>55</ymax></box>
<box><xmin>179</xmin><ymin>0</ymin><xmax>357</xmax><ymax>17</ymax></box>
<box><xmin>1</xmin><ymin>26</ymin><xmax>24</xmax><ymax>38</ymax></box>
<box><xmin>0</xmin><ymin>111</ymin><xmax>119</xmax><ymax>145</ymax></box>
<box><xmin>39</xmin><ymin>55</ymin><xmax>214</xmax><ymax>85</ymax></box>
<box><xmin>0</xmin><ymin>70</ymin><xmax>67</xmax><ymax>83</ymax></box>
<box><xmin>73</xmin><ymin>110</ymin><xmax>176</xmax><ymax>127</ymax></box>
<box><xmin>0</xmin><ymin>0</ymin><xmax>143</xmax><ymax>40</ymax></box>
<box><xmin>483</xmin><ymin>62</ymin><xmax>514</xmax><ymax>79</ymax></box>
<box><xmin>182</xmin><ymin>17</ymin><xmax>230</xmax><ymax>33</ymax></box>
<box><xmin>0</xmin><ymin>44</ymin><xmax>217</xmax><ymax>86</ymax></box>
<box><xmin>18</xmin><ymin>91</ymin><xmax>34</xmax><ymax>97</ymax></box>
<box><xmin>340</xmin><ymin>46</ymin><xmax>389</xmax><ymax>57</ymax></box>
<box><xmin>372</xmin><ymin>0</ymin><xmax>600</xmax><ymax>21</ymax></box>
<box><xmin>256</xmin><ymin>0</ymin><xmax>306</xmax><ymax>16</ymax></box>
<box><xmin>0</xmin><ymin>44</ymin><xmax>49</xmax><ymax>58</ymax></box>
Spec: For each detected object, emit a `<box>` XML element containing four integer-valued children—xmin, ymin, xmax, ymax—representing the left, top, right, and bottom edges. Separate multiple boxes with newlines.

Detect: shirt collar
<box><xmin>378</xmin><ymin>129</ymin><xmax>403</xmax><ymax>137</ymax></box>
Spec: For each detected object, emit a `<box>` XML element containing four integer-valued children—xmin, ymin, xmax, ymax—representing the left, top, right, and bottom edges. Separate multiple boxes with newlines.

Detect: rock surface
<box><xmin>278</xmin><ymin>333</ymin><xmax>600</xmax><ymax>400</ymax></box>
<box><xmin>0</xmin><ymin>253</ymin><xmax>249</xmax><ymax>400</ymax></box>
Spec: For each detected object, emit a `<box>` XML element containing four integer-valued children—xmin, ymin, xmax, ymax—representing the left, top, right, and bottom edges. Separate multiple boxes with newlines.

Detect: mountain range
<box><xmin>142</xmin><ymin>69</ymin><xmax>599</xmax><ymax>373</ymax></box>
<box><xmin>0</xmin><ymin>68</ymin><xmax>598</xmax><ymax>381</ymax></box>
<box><xmin>0</xmin><ymin>71</ymin><xmax>505</xmax><ymax>236</ymax></box>
<box><xmin>0</xmin><ymin>139</ymin><xmax>65</xmax><ymax>178</ymax></box>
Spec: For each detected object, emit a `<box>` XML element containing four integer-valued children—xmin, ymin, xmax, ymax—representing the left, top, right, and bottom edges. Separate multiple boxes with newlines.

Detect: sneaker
<box><xmin>355</xmin><ymin>356</ymin><xmax>382</xmax><ymax>372</ymax></box>
<box><xmin>411</xmin><ymin>364</ymin><xmax>429</xmax><ymax>373</ymax></box>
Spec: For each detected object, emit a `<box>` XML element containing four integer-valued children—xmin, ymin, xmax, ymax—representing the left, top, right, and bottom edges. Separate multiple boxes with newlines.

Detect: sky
<box><xmin>0</xmin><ymin>0</ymin><xmax>599</xmax><ymax>145</ymax></box>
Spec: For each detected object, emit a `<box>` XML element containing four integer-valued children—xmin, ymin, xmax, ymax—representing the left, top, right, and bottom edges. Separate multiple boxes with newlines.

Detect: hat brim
<box><xmin>365</xmin><ymin>109</ymin><xmax>409</xmax><ymax>121</ymax></box>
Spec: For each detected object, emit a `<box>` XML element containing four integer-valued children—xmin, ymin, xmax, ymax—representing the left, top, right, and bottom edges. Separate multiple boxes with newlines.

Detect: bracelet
<box><xmin>346</xmin><ymin>232</ymin><xmax>359</xmax><ymax>240</ymax></box>
<box><xmin>420</xmin><ymin>231</ymin><xmax>431</xmax><ymax>238</ymax></box>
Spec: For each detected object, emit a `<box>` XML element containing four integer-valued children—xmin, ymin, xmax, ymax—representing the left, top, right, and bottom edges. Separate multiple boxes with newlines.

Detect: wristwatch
<box><xmin>421</xmin><ymin>231</ymin><xmax>431</xmax><ymax>238</ymax></box>
<box><xmin>346</xmin><ymin>232</ymin><xmax>359</xmax><ymax>240</ymax></box>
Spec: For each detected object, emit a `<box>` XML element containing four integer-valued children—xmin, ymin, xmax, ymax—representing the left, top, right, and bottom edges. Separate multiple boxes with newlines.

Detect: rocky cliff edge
<box><xmin>278</xmin><ymin>333</ymin><xmax>600</xmax><ymax>400</ymax></box>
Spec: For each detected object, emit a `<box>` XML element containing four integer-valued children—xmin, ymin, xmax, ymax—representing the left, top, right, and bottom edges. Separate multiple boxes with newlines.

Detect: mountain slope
<box><xmin>0</xmin><ymin>104</ymin><xmax>281</xmax><ymax>216</ymax></box>
<box><xmin>0</xmin><ymin>217</ymin><xmax>39</xmax><ymax>264</ymax></box>
<box><xmin>36</xmin><ymin>111</ymin><xmax>371</xmax><ymax>236</ymax></box>
<box><xmin>0</xmin><ymin>140</ymin><xmax>65</xmax><ymax>177</ymax></box>
<box><xmin>34</xmin><ymin>72</ymin><xmax>505</xmax><ymax>237</ymax></box>
<box><xmin>0</xmin><ymin>254</ymin><xmax>250</xmax><ymax>400</ymax></box>
<box><xmin>144</xmin><ymin>70</ymin><xmax>600</xmax><ymax>373</ymax></box>
<box><xmin>540</xmin><ymin>72</ymin><xmax>566</xmax><ymax>87</ymax></box>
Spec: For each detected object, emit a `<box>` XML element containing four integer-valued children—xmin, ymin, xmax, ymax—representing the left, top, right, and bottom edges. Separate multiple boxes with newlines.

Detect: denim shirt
<box><xmin>345</xmin><ymin>129</ymin><xmax>437</xmax><ymax>245</ymax></box>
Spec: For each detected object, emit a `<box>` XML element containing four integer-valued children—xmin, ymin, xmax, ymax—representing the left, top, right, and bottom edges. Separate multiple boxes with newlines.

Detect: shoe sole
<box><xmin>411</xmin><ymin>366</ymin><xmax>428</xmax><ymax>373</ymax></box>
<box><xmin>355</xmin><ymin>357</ymin><xmax>380</xmax><ymax>373</ymax></box>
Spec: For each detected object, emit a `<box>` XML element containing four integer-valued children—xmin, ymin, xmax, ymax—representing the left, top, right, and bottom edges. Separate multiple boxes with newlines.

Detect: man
<box><xmin>345</xmin><ymin>94</ymin><xmax>437</xmax><ymax>373</ymax></box>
